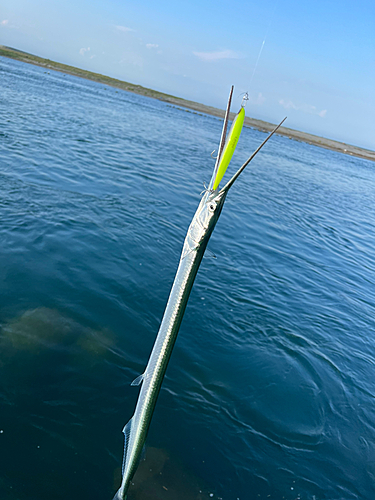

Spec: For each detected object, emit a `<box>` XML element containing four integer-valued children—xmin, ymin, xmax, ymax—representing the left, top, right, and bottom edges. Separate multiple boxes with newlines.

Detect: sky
<box><xmin>1</xmin><ymin>0</ymin><xmax>374</xmax><ymax>150</ymax></box>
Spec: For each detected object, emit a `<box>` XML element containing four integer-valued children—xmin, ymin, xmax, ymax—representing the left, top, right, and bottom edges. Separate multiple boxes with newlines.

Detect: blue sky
<box><xmin>1</xmin><ymin>0</ymin><xmax>374</xmax><ymax>150</ymax></box>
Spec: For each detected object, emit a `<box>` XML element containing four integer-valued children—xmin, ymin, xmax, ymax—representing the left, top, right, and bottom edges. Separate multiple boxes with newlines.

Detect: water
<box><xmin>1</xmin><ymin>56</ymin><xmax>375</xmax><ymax>500</ymax></box>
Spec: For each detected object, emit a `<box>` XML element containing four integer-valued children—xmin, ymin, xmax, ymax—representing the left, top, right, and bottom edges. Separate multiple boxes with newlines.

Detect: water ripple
<box><xmin>1</xmin><ymin>56</ymin><xmax>375</xmax><ymax>500</ymax></box>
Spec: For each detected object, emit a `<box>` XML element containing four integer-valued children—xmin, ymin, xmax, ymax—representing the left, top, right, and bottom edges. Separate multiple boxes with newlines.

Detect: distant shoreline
<box><xmin>1</xmin><ymin>45</ymin><xmax>374</xmax><ymax>162</ymax></box>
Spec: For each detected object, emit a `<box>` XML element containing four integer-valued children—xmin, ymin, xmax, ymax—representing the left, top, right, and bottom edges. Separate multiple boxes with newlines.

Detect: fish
<box><xmin>113</xmin><ymin>86</ymin><xmax>286</xmax><ymax>499</ymax></box>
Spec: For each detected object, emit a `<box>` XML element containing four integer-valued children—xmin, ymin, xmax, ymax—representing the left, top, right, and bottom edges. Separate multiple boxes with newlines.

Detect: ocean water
<box><xmin>1</xmin><ymin>55</ymin><xmax>375</xmax><ymax>500</ymax></box>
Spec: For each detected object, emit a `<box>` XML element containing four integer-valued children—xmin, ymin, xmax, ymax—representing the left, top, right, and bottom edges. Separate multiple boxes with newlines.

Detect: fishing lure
<box><xmin>113</xmin><ymin>87</ymin><xmax>286</xmax><ymax>499</ymax></box>
<box><xmin>210</xmin><ymin>92</ymin><xmax>248</xmax><ymax>191</ymax></box>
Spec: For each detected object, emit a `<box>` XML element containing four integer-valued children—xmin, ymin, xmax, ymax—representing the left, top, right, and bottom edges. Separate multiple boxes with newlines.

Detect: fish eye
<box><xmin>208</xmin><ymin>202</ymin><xmax>217</xmax><ymax>212</ymax></box>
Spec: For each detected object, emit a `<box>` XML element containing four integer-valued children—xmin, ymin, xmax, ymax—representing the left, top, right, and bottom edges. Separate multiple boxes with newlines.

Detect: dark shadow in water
<box><xmin>0</xmin><ymin>308</ymin><xmax>219</xmax><ymax>500</ymax></box>
<box><xmin>116</xmin><ymin>447</ymin><xmax>220</xmax><ymax>500</ymax></box>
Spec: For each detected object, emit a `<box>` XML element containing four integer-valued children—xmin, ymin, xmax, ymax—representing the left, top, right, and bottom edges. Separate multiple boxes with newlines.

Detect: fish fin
<box><xmin>130</xmin><ymin>373</ymin><xmax>144</xmax><ymax>386</ymax></box>
<box><xmin>121</xmin><ymin>418</ymin><xmax>133</xmax><ymax>475</ymax></box>
<box><xmin>207</xmin><ymin>248</ymin><xmax>217</xmax><ymax>259</ymax></box>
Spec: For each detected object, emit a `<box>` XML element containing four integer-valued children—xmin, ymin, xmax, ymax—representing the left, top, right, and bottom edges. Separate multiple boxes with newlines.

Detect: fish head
<box><xmin>197</xmin><ymin>188</ymin><xmax>227</xmax><ymax>231</ymax></box>
<box><xmin>182</xmin><ymin>189</ymin><xmax>227</xmax><ymax>258</ymax></box>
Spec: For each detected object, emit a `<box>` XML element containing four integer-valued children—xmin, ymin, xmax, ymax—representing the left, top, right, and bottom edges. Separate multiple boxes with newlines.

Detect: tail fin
<box><xmin>112</xmin><ymin>489</ymin><xmax>127</xmax><ymax>500</ymax></box>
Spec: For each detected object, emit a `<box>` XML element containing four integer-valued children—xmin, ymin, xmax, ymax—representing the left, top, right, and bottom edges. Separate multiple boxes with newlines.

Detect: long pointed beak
<box><xmin>208</xmin><ymin>86</ymin><xmax>234</xmax><ymax>190</ymax></box>
<box><xmin>219</xmin><ymin>117</ymin><xmax>287</xmax><ymax>194</ymax></box>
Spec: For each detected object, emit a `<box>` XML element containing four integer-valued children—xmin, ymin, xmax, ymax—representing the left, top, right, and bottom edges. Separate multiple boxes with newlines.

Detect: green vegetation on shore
<box><xmin>1</xmin><ymin>45</ymin><xmax>374</xmax><ymax>162</ymax></box>
<box><xmin>0</xmin><ymin>45</ymin><xmax>180</xmax><ymax>101</ymax></box>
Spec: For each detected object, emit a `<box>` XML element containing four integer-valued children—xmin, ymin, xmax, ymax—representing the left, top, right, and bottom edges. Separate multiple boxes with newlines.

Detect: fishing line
<box><xmin>248</xmin><ymin>39</ymin><xmax>266</xmax><ymax>88</ymax></box>
<box><xmin>248</xmin><ymin>1</ymin><xmax>279</xmax><ymax>91</ymax></box>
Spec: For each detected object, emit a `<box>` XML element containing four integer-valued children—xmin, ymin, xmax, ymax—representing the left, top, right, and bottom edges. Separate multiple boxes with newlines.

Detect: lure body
<box><xmin>113</xmin><ymin>87</ymin><xmax>286</xmax><ymax>500</ymax></box>
<box><xmin>213</xmin><ymin>106</ymin><xmax>245</xmax><ymax>190</ymax></box>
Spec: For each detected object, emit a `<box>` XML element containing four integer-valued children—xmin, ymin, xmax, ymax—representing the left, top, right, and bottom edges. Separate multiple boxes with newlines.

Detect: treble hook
<box><xmin>211</xmin><ymin>150</ymin><xmax>218</xmax><ymax>159</ymax></box>
<box><xmin>240</xmin><ymin>92</ymin><xmax>249</xmax><ymax>108</ymax></box>
<box><xmin>200</xmin><ymin>182</ymin><xmax>212</xmax><ymax>196</ymax></box>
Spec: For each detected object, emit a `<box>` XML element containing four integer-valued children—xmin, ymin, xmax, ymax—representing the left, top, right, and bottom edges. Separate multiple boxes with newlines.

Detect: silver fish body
<box><xmin>114</xmin><ymin>189</ymin><xmax>228</xmax><ymax>499</ymax></box>
<box><xmin>112</xmin><ymin>86</ymin><xmax>286</xmax><ymax>499</ymax></box>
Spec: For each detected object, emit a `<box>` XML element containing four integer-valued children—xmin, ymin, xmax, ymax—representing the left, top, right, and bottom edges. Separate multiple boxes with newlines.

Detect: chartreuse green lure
<box><xmin>212</xmin><ymin>103</ymin><xmax>246</xmax><ymax>190</ymax></box>
<box><xmin>112</xmin><ymin>86</ymin><xmax>286</xmax><ymax>500</ymax></box>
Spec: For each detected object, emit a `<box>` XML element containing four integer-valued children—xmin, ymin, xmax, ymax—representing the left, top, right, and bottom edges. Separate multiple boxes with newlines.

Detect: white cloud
<box><xmin>146</xmin><ymin>43</ymin><xmax>159</xmax><ymax>49</ymax></box>
<box><xmin>79</xmin><ymin>47</ymin><xmax>90</xmax><ymax>56</ymax></box>
<box><xmin>193</xmin><ymin>49</ymin><xmax>242</xmax><ymax>61</ymax></box>
<box><xmin>249</xmin><ymin>92</ymin><xmax>265</xmax><ymax>106</ymax></box>
<box><xmin>116</xmin><ymin>25</ymin><xmax>135</xmax><ymax>33</ymax></box>
<box><xmin>279</xmin><ymin>99</ymin><xmax>296</xmax><ymax>110</ymax></box>
<box><xmin>279</xmin><ymin>99</ymin><xmax>327</xmax><ymax>118</ymax></box>
<box><xmin>1</xmin><ymin>19</ymin><xmax>20</xmax><ymax>30</ymax></box>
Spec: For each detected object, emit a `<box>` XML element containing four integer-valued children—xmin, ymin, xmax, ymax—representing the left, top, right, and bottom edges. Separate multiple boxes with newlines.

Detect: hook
<box><xmin>240</xmin><ymin>92</ymin><xmax>249</xmax><ymax>108</ymax></box>
<box><xmin>200</xmin><ymin>182</ymin><xmax>213</xmax><ymax>196</ymax></box>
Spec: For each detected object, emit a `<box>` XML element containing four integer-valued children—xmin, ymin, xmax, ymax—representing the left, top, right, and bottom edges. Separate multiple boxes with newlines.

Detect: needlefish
<box><xmin>113</xmin><ymin>86</ymin><xmax>286</xmax><ymax>499</ymax></box>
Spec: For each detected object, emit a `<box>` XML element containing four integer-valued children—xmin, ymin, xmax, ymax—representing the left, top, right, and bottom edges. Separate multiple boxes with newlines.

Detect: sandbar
<box><xmin>1</xmin><ymin>45</ymin><xmax>374</xmax><ymax>162</ymax></box>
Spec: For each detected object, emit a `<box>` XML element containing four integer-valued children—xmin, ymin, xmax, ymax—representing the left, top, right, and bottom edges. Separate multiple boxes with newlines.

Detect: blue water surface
<box><xmin>1</xmin><ymin>56</ymin><xmax>375</xmax><ymax>500</ymax></box>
